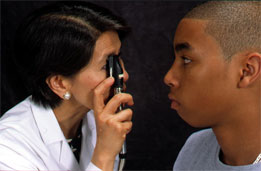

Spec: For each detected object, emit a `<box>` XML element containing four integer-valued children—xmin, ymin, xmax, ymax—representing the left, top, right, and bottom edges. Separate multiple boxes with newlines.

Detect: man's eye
<box><xmin>181</xmin><ymin>56</ymin><xmax>192</xmax><ymax>64</ymax></box>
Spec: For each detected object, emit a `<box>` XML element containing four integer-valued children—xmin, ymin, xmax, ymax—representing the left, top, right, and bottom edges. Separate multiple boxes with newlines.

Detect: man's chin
<box><xmin>177</xmin><ymin>111</ymin><xmax>209</xmax><ymax>128</ymax></box>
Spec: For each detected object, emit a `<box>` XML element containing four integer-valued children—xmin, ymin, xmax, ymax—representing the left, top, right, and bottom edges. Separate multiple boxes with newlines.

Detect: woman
<box><xmin>0</xmin><ymin>2</ymin><xmax>133</xmax><ymax>171</ymax></box>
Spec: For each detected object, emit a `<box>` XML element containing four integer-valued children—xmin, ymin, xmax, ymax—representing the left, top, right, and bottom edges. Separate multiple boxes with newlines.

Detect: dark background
<box><xmin>1</xmin><ymin>1</ymin><xmax>204</xmax><ymax>170</ymax></box>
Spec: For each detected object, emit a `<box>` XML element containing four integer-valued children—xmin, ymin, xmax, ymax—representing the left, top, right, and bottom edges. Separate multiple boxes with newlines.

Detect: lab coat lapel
<box><xmin>31</xmin><ymin>101</ymin><xmax>80</xmax><ymax>171</ymax></box>
<box><xmin>60</xmin><ymin>140</ymin><xmax>80</xmax><ymax>171</ymax></box>
<box><xmin>80</xmin><ymin>110</ymin><xmax>96</xmax><ymax>170</ymax></box>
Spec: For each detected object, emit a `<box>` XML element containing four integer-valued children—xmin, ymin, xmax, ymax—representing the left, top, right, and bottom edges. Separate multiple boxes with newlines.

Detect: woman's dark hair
<box><xmin>14</xmin><ymin>1</ymin><xmax>129</xmax><ymax>108</ymax></box>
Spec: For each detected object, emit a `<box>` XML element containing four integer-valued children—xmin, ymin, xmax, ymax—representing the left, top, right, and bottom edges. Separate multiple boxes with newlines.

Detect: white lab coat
<box><xmin>0</xmin><ymin>96</ymin><xmax>119</xmax><ymax>170</ymax></box>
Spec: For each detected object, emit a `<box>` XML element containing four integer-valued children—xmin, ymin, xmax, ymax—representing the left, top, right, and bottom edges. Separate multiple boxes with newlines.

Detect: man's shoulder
<box><xmin>181</xmin><ymin>128</ymin><xmax>217</xmax><ymax>154</ymax></box>
<box><xmin>187</xmin><ymin>128</ymin><xmax>216</xmax><ymax>145</ymax></box>
<box><xmin>174</xmin><ymin>128</ymin><xmax>219</xmax><ymax>170</ymax></box>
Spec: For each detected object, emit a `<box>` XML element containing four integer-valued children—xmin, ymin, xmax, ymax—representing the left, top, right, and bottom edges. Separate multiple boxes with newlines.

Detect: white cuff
<box><xmin>86</xmin><ymin>162</ymin><xmax>102</xmax><ymax>171</ymax></box>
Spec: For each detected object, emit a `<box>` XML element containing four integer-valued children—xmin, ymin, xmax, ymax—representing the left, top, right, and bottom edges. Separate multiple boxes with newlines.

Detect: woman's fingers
<box><xmin>103</xmin><ymin>93</ymin><xmax>134</xmax><ymax>114</ymax></box>
<box><xmin>117</xmin><ymin>121</ymin><xmax>133</xmax><ymax>137</ymax></box>
<box><xmin>122</xmin><ymin>121</ymin><xmax>133</xmax><ymax>134</ymax></box>
<box><xmin>106</xmin><ymin>109</ymin><xmax>133</xmax><ymax>135</ymax></box>
<box><xmin>92</xmin><ymin>76</ymin><xmax>134</xmax><ymax>160</ymax></box>
<box><xmin>114</xmin><ymin>108</ymin><xmax>133</xmax><ymax>122</ymax></box>
<box><xmin>106</xmin><ymin>119</ymin><xmax>133</xmax><ymax>137</ymax></box>
<box><xmin>93</xmin><ymin>77</ymin><xmax>114</xmax><ymax>114</ymax></box>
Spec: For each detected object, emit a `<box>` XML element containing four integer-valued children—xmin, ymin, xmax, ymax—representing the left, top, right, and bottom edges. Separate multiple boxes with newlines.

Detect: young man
<box><xmin>164</xmin><ymin>1</ymin><xmax>261</xmax><ymax>170</ymax></box>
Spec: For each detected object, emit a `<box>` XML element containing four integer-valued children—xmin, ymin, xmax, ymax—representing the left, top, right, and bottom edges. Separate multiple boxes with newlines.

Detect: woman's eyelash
<box><xmin>102</xmin><ymin>64</ymin><xmax>107</xmax><ymax>70</ymax></box>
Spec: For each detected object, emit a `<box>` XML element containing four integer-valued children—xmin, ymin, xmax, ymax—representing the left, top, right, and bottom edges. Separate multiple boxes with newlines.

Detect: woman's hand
<box><xmin>91</xmin><ymin>77</ymin><xmax>134</xmax><ymax>171</ymax></box>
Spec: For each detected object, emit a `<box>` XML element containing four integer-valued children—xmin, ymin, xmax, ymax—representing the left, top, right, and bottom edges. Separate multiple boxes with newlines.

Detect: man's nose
<box><xmin>164</xmin><ymin>66</ymin><xmax>179</xmax><ymax>88</ymax></box>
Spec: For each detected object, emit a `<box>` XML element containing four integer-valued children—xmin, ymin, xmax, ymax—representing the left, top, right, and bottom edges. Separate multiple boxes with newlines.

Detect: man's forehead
<box><xmin>175</xmin><ymin>19</ymin><xmax>208</xmax><ymax>37</ymax></box>
<box><xmin>174</xmin><ymin>19</ymin><xmax>209</xmax><ymax>47</ymax></box>
<box><xmin>173</xmin><ymin>18</ymin><xmax>224</xmax><ymax>58</ymax></box>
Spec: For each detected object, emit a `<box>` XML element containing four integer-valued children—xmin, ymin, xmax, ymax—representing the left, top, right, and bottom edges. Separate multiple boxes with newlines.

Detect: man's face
<box><xmin>164</xmin><ymin>19</ymin><xmax>238</xmax><ymax>127</ymax></box>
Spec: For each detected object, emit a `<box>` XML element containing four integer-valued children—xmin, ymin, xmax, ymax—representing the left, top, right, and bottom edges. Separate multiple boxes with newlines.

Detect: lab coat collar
<box><xmin>30</xmin><ymin>98</ymin><xmax>118</xmax><ymax>170</ymax></box>
<box><xmin>31</xmin><ymin>99</ymin><xmax>81</xmax><ymax>170</ymax></box>
<box><xmin>31</xmin><ymin>100</ymin><xmax>64</xmax><ymax>145</ymax></box>
<box><xmin>80</xmin><ymin>110</ymin><xmax>97</xmax><ymax>169</ymax></box>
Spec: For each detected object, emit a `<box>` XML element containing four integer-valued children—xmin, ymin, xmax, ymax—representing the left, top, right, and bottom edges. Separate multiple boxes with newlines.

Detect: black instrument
<box><xmin>106</xmin><ymin>54</ymin><xmax>126</xmax><ymax>171</ymax></box>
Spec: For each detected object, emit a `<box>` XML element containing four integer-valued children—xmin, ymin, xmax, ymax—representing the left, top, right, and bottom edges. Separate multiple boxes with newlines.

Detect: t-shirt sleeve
<box><xmin>173</xmin><ymin>129</ymin><xmax>215</xmax><ymax>171</ymax></box>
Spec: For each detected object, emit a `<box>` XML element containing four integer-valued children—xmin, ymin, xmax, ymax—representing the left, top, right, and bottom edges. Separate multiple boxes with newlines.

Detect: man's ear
<box><xmin>45</xmin><ymin>75</ymin><xmax>71</xmax><ymax>99</ymax></box>
<box><xmin>238</xmin><ymin>52</ymin><xmax>261</xmax><ymax>88</ymax></box>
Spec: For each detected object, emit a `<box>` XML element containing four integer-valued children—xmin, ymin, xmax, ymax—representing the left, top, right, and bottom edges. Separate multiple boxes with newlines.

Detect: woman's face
<box><xmin>68</xmin><ymin>31</ymin><xmax>129</xmax><ymax>111</ymax></box>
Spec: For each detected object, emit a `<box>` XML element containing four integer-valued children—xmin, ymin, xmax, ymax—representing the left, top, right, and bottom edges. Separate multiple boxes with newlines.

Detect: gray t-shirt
<box><xmin>174</xmin><ymin>129</ymin><xmax>261</xmax><ymax>170</ymax></box>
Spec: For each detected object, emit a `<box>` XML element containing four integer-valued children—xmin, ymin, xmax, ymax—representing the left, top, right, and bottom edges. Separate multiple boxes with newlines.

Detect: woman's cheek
<box><xmin>90</xmin><ymin>73</ymin><xmax>111</xmax><ymax>107</ymax></box>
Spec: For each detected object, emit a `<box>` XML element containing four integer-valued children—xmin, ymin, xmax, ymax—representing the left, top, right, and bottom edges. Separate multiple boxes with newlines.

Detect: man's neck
<box><xmin>212</xmin><ymin>107</ymin><xmax>261</xmax><ymax>166</ymax></box>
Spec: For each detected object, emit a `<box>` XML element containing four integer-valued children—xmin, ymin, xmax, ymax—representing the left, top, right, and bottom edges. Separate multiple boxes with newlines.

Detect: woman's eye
<box><xmin>182</xmin><ymin>56</ymin><xmax>192</xmax><ymax>64</ymax></box>
<box><xmin>102</xmin><ymin>64</ymin><xmax>107</xmax><ymax>70</ymax></box>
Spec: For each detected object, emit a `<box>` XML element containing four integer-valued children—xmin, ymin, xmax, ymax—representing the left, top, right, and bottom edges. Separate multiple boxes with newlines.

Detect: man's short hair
<box><xmin>184</xmin><ymin>1</ymin><xmax>261</xmax><ymax>60</ymax></box>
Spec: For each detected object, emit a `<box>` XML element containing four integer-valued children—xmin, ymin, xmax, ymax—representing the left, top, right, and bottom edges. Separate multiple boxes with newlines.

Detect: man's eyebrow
<box><xmin>174</xmin><ymin>42</ymin><xmax>192</xmax><ymax>52</ymax></box>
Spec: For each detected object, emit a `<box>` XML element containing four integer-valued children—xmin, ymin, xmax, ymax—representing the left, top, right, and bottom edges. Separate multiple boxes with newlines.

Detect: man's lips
<box><xmin>168</xmin><ymin>94</ymin><xmax>180</xmax><ymax>110</ymax></box>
